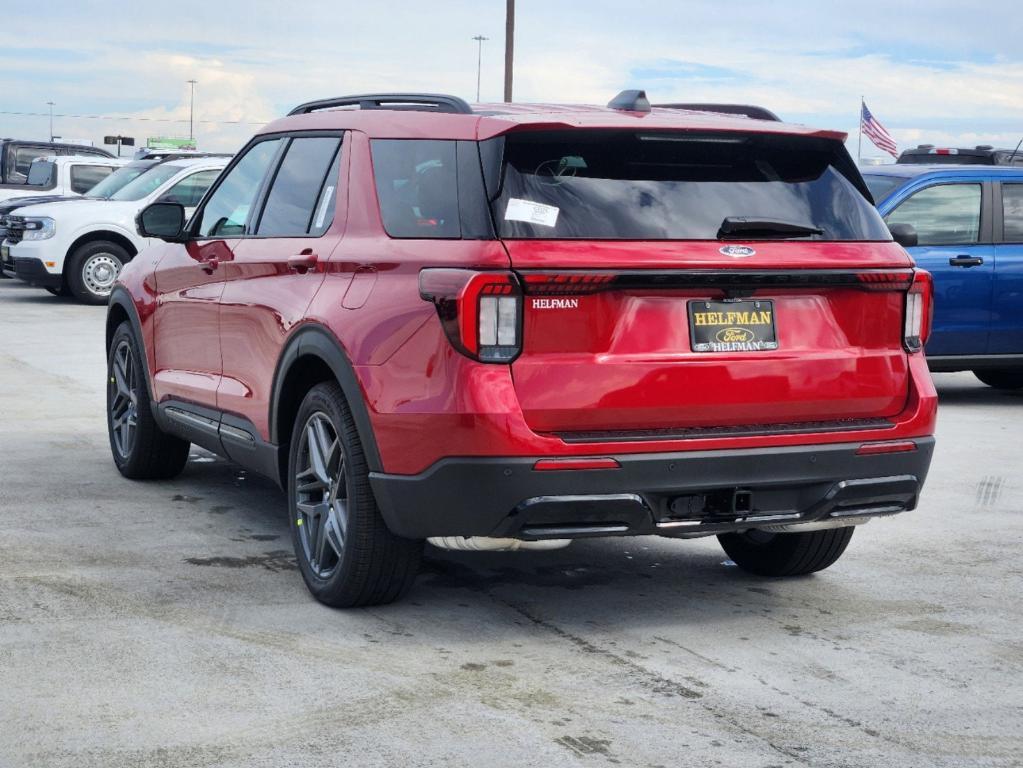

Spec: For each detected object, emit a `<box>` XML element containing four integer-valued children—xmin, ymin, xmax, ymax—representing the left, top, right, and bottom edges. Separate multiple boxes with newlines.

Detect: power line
<box><xmin>0</xmin><ymin>109</ymin><xmax>270</xmax><ymax>126</ymax></box>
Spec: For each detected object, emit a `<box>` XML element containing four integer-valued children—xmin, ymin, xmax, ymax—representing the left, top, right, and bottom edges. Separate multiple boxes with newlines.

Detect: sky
<box><xmin>1</xmin><ymin>0</ymin><xmax>1020</xmax><ymax>162</ymax></box>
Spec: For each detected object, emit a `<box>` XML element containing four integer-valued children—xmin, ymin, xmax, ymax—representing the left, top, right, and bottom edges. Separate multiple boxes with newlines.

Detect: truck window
<box><xmin>70</xmin><ymin>165</ymin><xmax>116</xmax><ymax>195</ymax></box>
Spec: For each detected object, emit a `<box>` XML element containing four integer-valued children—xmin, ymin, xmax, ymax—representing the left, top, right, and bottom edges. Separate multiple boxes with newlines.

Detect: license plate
<box><xmin>688</xmin><ymin>299</ymin><xmax>778</xmax><ymax>352</ymax></box>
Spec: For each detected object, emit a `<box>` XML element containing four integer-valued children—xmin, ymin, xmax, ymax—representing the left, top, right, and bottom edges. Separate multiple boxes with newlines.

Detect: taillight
<box><xmin>419</xmin><ymin>269</ymin><xmax>522</xmax><ymax>362</ymax></box>
<box><xmin>904</xmin><ymin>270</ymin><xmax>932</xmax><ymax>353</ymax></box>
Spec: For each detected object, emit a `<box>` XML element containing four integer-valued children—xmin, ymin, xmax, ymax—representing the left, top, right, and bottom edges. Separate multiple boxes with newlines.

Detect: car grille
<box><xmin>4</xmin><ymin>217</ymin><xmax>26</xmax><ymax>245</ymax></box>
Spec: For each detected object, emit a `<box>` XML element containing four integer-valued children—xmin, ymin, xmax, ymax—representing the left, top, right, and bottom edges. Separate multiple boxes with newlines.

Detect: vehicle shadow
<box><xmin>933</xmin><ymin>373</ymin><xmax>1023</xmax><ymax>404</ymax></box>
<box><xmin>174</xmin><ymin>452</ymin><xmax>848</xmax><ymax>634</ymax></box>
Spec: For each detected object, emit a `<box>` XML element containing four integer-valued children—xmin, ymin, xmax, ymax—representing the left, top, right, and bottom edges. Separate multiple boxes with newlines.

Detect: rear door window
<box><xmin>256</xmin><ymin>136</ymin><xmax>341</xmax><ymax>236</ymax></box>
<box><xmin>70</xmin><ymin>164</ymin><xmax>115</xmax><ymax>194</ymax></box>
<box><xmin>1003</xmin><ymin>184</ymin><xmax>1023</xmax><ymax>242</ymax></box>
<box><xmin>885</xmin><ymin>184</ymin><xmax>982</xmax><ymax>246</ymax></box>
<box><xmin>488</xmin><ymin>130</ymin><xmax>889</xmax><ymax>241</ymax></box>
<box><xmin>371</xmin><ymin>140</ymin><xmax>459</xmax><ymax>238</ymax></box>
<box><xmin>194</xmin><ymin>138</ymin><xmax>283</xmax><ymax>237</ymax></box>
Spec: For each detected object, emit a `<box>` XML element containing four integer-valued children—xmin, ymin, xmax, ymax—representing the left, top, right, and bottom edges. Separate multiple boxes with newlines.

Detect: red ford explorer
<box><xmin>106</xmin><ymin>91</ymin><xmax>936</xmax><ymax>607</ymax></box>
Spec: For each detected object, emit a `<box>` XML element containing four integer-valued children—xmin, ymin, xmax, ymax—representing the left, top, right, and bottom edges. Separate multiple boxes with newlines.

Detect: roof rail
<box><xmin>655</xmin><ymin>103</ymin><xmax>781</xmax><ymax>122</ymax></box>
<box><xmin>288</xmin><ymin>93</ymin><xmax>473</xmax><ymax>116</ymax></box>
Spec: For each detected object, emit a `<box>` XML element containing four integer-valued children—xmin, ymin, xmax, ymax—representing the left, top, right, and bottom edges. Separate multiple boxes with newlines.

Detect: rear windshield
<box><xmin>489</xmin><ymin>131</ymin><xmax>890</xmax><ymax>241</ymax></box>
<box><xmin>862</xmin><ymin>174</ymin><xmax>909</xmax><ymax>204</ymax></box>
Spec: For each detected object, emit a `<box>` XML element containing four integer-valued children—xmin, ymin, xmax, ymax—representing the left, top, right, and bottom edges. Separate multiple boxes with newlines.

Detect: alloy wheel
<box><xmin>109</xmin><ymin>340</ymin><xmax>139</xmax><ymax>459</ymax></box>
<box><xmin>294</xmin><ymin>412</ymin><xmax>348</xmax><ymax>579</ymax></box>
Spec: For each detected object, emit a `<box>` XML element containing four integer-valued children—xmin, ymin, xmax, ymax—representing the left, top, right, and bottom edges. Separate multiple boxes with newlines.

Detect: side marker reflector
<box><xmin>856</xmin><ymin>441</ymin><xmax>917</xmax><ymax>456</ymax></box>
<box><xmin>533</xmin><ymin>458</ymin><xmax>621</xmax><ymax>471</ymax></box>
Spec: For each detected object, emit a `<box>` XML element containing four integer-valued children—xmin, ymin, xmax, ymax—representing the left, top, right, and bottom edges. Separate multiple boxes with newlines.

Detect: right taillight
<box><xmin>419</xmin><ymin>268</ymin><xmax>522</xmax><ymax>363</ymax></box>
<box><xmin>904</xmin><ymin>270</ymin><xmax>933</xmax><ymax>353</ymax></box>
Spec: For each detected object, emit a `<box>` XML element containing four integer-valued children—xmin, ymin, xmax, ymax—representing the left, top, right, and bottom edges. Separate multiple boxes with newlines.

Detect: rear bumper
<box><xmin>370</xmin><ymin>437</ymin><xmax>935</xmax><ymax>539</ymax></box>
<box><xmin>13</xmin><ymin>256</ymin><xmax>62</xmax><ymax>288</ymax></box>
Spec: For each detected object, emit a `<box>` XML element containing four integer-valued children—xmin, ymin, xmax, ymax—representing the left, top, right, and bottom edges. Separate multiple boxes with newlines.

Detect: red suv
<box><xmin>107</xmin><ymin>91</ymin><xmax>937</xmax><ymax>607</ymax></box>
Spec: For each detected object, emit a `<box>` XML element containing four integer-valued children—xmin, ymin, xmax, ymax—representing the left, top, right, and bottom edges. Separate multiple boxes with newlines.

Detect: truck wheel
<box><xmin>288</xmin><ymin>381</ymin><xmax>422</xmax><ymax>607</ymax></box>
<box><xmin>974</xmin><ymin>369</ymin><xmax>1023</xmax><ymax>390</ymax></box>
<box><xmin>718</xmin><ymin>526</ymin><xmax>854</xmax><ymax>577</ymax></box>
<box><xmin>68</xmin><ymin>241</ymin><xmax>128</xmax><ymax>304</ymax></box>
<box><xmin>107</xmin><ymin>322</ymin><xmax>190</xmax><ymax>480</ymax></box>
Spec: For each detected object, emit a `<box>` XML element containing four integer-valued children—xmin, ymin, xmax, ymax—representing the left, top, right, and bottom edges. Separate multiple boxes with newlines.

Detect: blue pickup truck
<box><xmin>863</xmin><ymin>165</ymin><xmax>1023</xmax><ymax>389</ymax></box>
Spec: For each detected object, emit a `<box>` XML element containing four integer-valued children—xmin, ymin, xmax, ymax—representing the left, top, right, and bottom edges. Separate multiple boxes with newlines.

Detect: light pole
<box><xmin>472</xmin><ymin>35</ymin><xmax>488</xmax><ymax>102</ymax></box>
<box><xmin>46</xmin><ymin>102</ymin><xmax>55</xmax><ymax>142</ymax></box>
<box><xmin>187</xmin><ymin>79</ymin><xmax>198</xmax><ymax>141</ymax></box>
<box><xmin>504</xmin><ymin>0</ymin><xmax>514</xmax><ymax>102</ymax></box>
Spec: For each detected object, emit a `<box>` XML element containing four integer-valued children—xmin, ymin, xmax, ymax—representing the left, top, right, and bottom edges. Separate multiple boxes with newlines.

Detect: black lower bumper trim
<box><xmin>13</xmin><ymin>257</ymin><xmax>62</xmax><ymax>289</ymax></box>
<box><xmin>369</xmin><ymin>438</ymin><xmax>935</xmax><ymax>539</ymax></box>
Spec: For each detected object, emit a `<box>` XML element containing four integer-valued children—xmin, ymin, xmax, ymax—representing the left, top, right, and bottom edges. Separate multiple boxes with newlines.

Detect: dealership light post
<box><xmin>504</xmin><ymin>0</ymin><xmax>514</xmax><ymax>102</ymax></box>
<box><xmin>472</xmin><ymin>35</ymin><xmax>488</xmax><ymax>102</ymax></box>
<box><xmin>46</xmin><ymin>101</ymin><xmax>55</xmax><ymax>142</ymax></box>
<box><xmin>187</xmin><ymin>79</ymin><xmax>198</xmax><ymax>140</ymax></box>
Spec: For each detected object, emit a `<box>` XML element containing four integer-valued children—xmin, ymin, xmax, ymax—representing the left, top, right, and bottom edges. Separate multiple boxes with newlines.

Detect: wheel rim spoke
<box><xmin>109</xmin><ymin>340</ymin><xmax>138</xmax><ymax>459</ymax></box>
<box><xmin>295</xmin><ymin>412</ymin><xmax>348</xmax><ymax>578</ymax></box>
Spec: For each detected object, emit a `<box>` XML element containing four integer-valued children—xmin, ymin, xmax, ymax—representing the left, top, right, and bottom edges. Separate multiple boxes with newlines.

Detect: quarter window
<box><xmin>257</xmin><ymin>136</ymin><xmax>341</xmax><ymax>236</ymax></box>
<box><xmin>195</xmin><ymin>138</ymin><xmax>283</xmax><ymax>238</ymax></box>
<box><xmin>885</xmin><ymin>184</ymin><xmax>982</xmax><ymax>246</ymax></box>
<box><xmin>371</xmin><ymin>140</ymin><xmax>460</xmax><ymax>238</ymax></box>
<box><xmin>1002</xmin><ymin>184</ymin><xmax>1023</xmax><ymax>243</ymax></box>
<box><xmin>70</xmin><ymin>165</ymin><xmax>115</xmax><ymax>195</ymax></box>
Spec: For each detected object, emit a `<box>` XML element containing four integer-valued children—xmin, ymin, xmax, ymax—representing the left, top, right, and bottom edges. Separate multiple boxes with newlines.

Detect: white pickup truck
<box><xmin>0</xmin><ymin>155</ymin><xmax>128</xmax><ymax>204</ymax></box>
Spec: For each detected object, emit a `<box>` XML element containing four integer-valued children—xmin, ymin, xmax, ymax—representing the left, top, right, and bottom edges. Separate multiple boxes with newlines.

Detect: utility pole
<box><xmin>46</xmin><ymin>102</ymin><xmax>55</xmax><ymax>142</ymax></box>
<box><xmin>504</xmin><ymin>0</ymin><xmax>514</xmax><ymax>102</ymax></box>
<box><xmin>187</xmin><ymin>79</ymin><xmax>198</xmax><ymax>141</ymax></box>
<box><xmin>472</xmin><ymin>35</ymin><xmax>488</xmax><ymax>102</ymax></box>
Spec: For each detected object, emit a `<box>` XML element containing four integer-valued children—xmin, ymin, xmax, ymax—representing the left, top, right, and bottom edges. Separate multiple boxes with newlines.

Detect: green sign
<box><xmin>146</xmin><ymin>137</ymin><xmax>197</xmax><ymax>150</ymax></box>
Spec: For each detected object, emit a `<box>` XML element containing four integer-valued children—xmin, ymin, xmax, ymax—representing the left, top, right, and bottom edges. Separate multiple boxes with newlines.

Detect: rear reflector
<box><xmin>856</xmin><ymin>441</ymin><xmax>917</xmax><ymax>456</ymax></box>
<box><xmin>533</xmin><ymin>458</ymin><xmax>621</xmax><ymax>471</ymax></box>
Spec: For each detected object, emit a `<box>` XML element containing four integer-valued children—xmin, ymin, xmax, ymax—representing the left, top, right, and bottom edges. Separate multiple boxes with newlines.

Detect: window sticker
<box><xmin>505</xmin><ymin>198</ymin><xmax>559</xmax><ymax>228</ymax></box>
<box><xmin>315</xmin><ymin>186</ymin><xmax>335</xmax><ymax>229</ymax></box>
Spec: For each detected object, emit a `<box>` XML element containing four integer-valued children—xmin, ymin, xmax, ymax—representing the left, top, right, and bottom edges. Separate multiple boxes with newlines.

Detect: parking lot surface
<box><xmin>1</xmin><ymin>277</ymin><xmax>1021</xmax><ymax>768</ymax></box>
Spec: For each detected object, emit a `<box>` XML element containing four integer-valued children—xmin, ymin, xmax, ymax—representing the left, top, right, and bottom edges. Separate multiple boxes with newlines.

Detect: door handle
<box><xmin>201</xmin><ymin>258</ymin><xmax>219</xmax><ymax>274</ymax></box>
<box><xmin>949</xmin><ymin>256</ymin><xmax>983</xmax><ymax>268</ymax></box>
<box><xmin>288</xmin><ymin>251</ymin><xmax>319</xmax><ymax>274</ymax></box>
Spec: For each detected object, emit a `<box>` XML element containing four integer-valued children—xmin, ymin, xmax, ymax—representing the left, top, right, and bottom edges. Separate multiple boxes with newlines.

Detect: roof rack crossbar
<box><xmin>288</xmin><ymin>93</ymin><xmax>473</xmax><ymax>116</ymax></box>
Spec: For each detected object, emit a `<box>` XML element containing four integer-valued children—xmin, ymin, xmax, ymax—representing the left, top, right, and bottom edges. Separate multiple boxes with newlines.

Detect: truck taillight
<box><xmin>904</xmin><ymin>270</ymin><xmax>932</xmax><ymax>353</ymax></box>
<box><xmin>419</xmin><ymin>269</ymin><xmax>522</xmax><ymax>363</ymax></box>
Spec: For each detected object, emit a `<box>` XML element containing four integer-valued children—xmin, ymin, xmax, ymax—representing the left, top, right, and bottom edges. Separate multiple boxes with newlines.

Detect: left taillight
<box><xmin>419</xmin><ymin>269</ymin><xmax>522</xmax><ymax>363</ymax></box>
<box><xmin>904</xmin><ymin>270</ymin><xmax>933</xmax><ymax>353</ymax></box>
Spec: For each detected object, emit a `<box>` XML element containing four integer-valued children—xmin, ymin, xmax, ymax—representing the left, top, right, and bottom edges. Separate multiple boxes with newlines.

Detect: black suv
<box><xmin>897</xmin><ymin>144</ymin><xmax>1023</xmax><ymax>165</ymax></box>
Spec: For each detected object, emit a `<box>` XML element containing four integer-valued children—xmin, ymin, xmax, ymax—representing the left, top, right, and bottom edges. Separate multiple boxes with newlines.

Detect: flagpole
<box><xmin>858</xmin><ymin>96</ymin><xmax>863</xmax><ymax>165</ymax></box>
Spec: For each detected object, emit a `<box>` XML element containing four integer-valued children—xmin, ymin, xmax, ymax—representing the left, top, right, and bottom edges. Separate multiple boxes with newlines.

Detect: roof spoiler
<box><xmin>655</xmin><ymin>103</ymin><xmax>781</xmax><ymax>121</ymax></box>
<box><xmin>289</xmin><ymin>93</ymin><xmax>473</xmax><ymax>116</ymax></box>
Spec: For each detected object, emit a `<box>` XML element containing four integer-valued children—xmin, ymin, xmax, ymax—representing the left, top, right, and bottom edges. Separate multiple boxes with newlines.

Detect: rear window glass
<box><xmin>70</xmin><ymin>164</ymin><xmax>115</xmax><ymax>194</ymax></box>
<box><xmin>371</xmin><ymin>140</ymin><xmax>459</xmax><ymax>238</ymax></box>
<box><xmin>862</xmin><ymin>174</ymin><xmax>907</xmax><ymax>204</ymax></box>
<box><xmin>490</xmin><ymin>131</ymin><xmax>890</xmax><ymax>241</ymax></box>
<box><xmin>1002</xmin><ymin>184</ymin><xmax>1023</xmax><ymax>242</ymax></box>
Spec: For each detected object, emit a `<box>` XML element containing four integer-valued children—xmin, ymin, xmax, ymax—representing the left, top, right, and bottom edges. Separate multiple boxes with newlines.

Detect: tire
<box><xmin>288</xmin><ymin>381</ymin><xmax>422</xmax><ymax>607</ymax></box>
<box><xmin>973</xmin><ymin>368</ymin><xmax>1023</xmax><ymax>390</ymax></box>
<box><xmin>107</xmin><ymin>322</ymin><xmax>190</xmax><ymax>480</ymax></box>
<box><xmin>67</xmin><ymin>241</ymin><xmax>129</xmax><ymax>304</ymax></box>
<box><xmin>718</xmin><ymin>526</ymin><xmax>855</xmax><ymax>577</ymax></box>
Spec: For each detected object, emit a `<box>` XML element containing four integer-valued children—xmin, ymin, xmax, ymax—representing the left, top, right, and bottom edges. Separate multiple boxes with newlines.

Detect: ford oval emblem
<box><xmin>719</xmin><ymin>245</ymin><xmax>756</xmax><ymax>257</ymax></box>
<box><xmin>715</xmin><ymin>327</ymin><xmax>755</xmax><ymax>343</ymax></box>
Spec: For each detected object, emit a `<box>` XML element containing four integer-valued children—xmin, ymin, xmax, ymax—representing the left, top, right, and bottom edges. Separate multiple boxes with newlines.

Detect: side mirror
<box><xmin>137</xmin><ymin>202</ymin><xmax>186</xmax><ymax>242</ymax></box>
<box><xmin>888</xmin><ymin>222</ymin><xmax>918</xmax><ymax>248</ymax></box>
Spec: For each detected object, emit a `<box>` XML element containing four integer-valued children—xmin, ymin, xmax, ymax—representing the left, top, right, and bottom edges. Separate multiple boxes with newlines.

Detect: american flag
<box><xmin>861</xmin><ymin>102</ymin><xmax>898</xmax><ymax>158</ymax></box>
